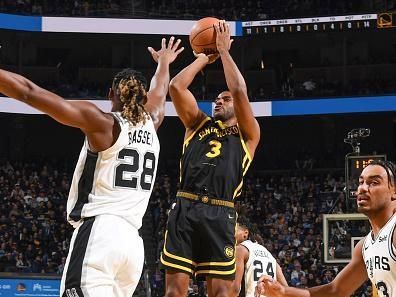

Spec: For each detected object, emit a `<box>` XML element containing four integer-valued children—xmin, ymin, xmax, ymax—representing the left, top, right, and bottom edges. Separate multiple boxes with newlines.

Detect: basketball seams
<box><xmin>190</xmin><ymin>26</ymin><xmax>216</xmax><ymax>46</ymax></box>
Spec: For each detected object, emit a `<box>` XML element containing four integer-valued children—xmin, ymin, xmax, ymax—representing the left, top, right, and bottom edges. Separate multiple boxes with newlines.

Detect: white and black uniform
<box><xmin>240</xmin><ymin>240</ymin><xmax>278</xmax><ymax>297</ymax></box>
<box><xmin>60</xmin><ymin>112</ymin><xmax>160</xmax><ymax>297</ymax></box>
<box><xmin>362</xmin><ymin>213</ymin><xmax>396</xmax><ymax>297</ymax></box>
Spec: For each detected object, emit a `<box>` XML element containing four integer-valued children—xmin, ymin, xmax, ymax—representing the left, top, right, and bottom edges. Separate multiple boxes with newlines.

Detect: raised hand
<box><xmin>193</xmin><ymin>51</ymin><xmax>219</xmax><ymax>64</ymax></box>
<box><xmin>147</xmin><ymin>36</ymin><xmax>184</xmax><ymax>64</ymax></box>
<box><xmin>214</xmin><ymin>20</ymin><xmax>234</xmax><ymax>54</ymax></box>
<box><xmin>255</xmin><ymin>275</ymin><xmax>286</xmax><ymax>297</ymax></box>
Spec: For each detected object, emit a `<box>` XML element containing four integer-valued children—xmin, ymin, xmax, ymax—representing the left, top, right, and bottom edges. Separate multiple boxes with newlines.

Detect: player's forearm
<box><xmin>218</xmin><ymin>50</ymin><xmax>248</xmax><ymax>97</ymax></box>
<box><xmin>258</xmin><ymin>283</ymin><xmax>337</xmax><ymax>297</ymax></box>
<box><xmin>0</xmin><ymin>69</ymin><xmax>36</xmax><ymax>102</ymax></box>
<box><xmin>273</xmin><ymin>283</ymin><xmax>339</xmax><ymax>297</ymax></box>
<box><xmin>149</xmin><ymin>58</ymin><xmax>170</xmax><ymax>99</ymax></box>
<box><xmin>170</xmin><ymin>56</ymin><xmax>207</xmax><ymax>90</ymax></box>
<box><xmin>280</xmin><ymin>287</ymin><xmax>311</xmax><ymax>297</ymax></box>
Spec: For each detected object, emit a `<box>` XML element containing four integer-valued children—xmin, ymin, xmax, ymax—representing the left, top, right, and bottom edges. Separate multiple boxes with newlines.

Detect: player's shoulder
<box><xmin>240</xmin><ymin>239</ymin><xmax>254</xmax><ymax>250</ymax></box>
<box><xmin>236</xmin><ymin>243</ymin><xmax>250</xmax><ymax>258</ymax></box>
<box><xmin>353</xmin><ymin>238</ymin><xmax>365</xmax><ymax>258</ymax></box>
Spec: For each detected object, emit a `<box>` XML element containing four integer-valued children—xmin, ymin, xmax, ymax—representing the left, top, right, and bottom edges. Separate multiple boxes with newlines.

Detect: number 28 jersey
<box><xmin>241</xmin><ymin>240</ymin><xmax>278</xmax><ymax>297</ymax></box>
<box><xmin>180</xmin><ymin>117</ymin><xmax>252</xmax><ymax>201</ymax></box>
<box><xmin>67</xmin><ymin>112</ymin><xmax>160</xmax><ymax>229</ymax></box>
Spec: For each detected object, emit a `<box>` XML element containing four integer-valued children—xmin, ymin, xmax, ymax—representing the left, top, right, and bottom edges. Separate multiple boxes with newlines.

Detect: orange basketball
<box><xmin>189</xmin><ymin>17</ymin><xmax>220</xmax><ymax>54</ymax></box>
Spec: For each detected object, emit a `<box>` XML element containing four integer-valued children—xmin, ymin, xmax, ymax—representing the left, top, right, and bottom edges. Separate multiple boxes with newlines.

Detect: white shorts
<box><xmin>60</xmin><ymin>215</ymin><xmax>144</xmax><ymax>297</ymax></box>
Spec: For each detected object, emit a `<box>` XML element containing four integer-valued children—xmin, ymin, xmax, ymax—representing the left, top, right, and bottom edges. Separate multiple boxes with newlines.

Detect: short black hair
<box><xmin>368</xmin><ymin>160</ymin><xmax>396</xmax><ymax>187</ymax></box>
<box><xmin>237</xmin><ymin>216</ymin><xmax>252</xmax><ymax>231</ymax></box>
<box><xmin>237</xmin><ymin>215</ymin><xmax>264</xmax><ymax>245</ymax></box>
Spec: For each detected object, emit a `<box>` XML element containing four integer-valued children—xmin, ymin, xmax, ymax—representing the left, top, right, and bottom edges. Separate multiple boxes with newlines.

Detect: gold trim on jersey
<box><xmin>238</xmin><ymin>129</ymin><xmax>252</xmax><ymax>162</ymax></box>
<box><xmin>163</xmin><ymin>231</ymin><xmax>197</xmax><ymax>266</ymax></box>
<box><xmin>177</xmin><ymin>191</ymin><xmax>235</xmax><ymax>208</ymax></box>
<box><xmin>195</xmin><ymin>266</ymin><xmax>236</xmax><ymax>276</ymax></box>
<box><xmin>233</xmin><ymin>181</ymin><xmax>243</xmax><ymax>199</ymax></box>
<box><xmin>183</xmin><ymin>117</ymin><xmax>211</xmax><ymax>149</ymax></box>
<box><xmin>160</xmin><ymin>255</ymin><xmax>194</xmax><ymax>274</ymax></box>
<box><xmin>216</xmin><ymin>120</ymin><xmax>227</xmax><ymax>129</ymax></box>
<box><xmin>372</xmin><ymin>281</ymin><xmax>379</xmax><ymax>297</ymax></box>
<box><xmin>231</xmin><ymin>129</ymin><xmax>253</xmax><ymax>199</ymax></box>
<box><xmin>180</xmin><ymin>117</ymin><xmax>211</xmax><ymax>183</ymax></box>
<box><xmin>197</xmin><ymin>258</ymin><xmax>236</xmax><ymax>267</ymax></box>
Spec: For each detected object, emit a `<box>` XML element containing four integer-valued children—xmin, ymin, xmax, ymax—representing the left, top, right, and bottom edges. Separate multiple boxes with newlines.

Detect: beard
<box><xmin>214</xmin><ymin>108</ymin><xmax>234</xmax><ymax>121</ymax></box>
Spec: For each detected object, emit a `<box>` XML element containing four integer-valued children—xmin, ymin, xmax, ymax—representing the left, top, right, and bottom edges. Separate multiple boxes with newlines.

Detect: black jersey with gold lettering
<box><xmin>179</xmin><ymin>116</ymin><xmax>252</xmax><ymax>201</ymax></box>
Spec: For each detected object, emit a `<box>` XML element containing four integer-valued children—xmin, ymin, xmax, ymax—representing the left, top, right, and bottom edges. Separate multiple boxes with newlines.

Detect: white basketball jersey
<box><xmin>67</xmin><ymin>112</ymin><xmax>160</xmax><ymax>230</ymax></box>
<box><xmin>241</xmin><ymin>240</ymin><xmax>277</xmax><ymax>297</ymax></box>
<box><xmin>362</xmin><ymin>213</ymin><xmax>396</xmax><ymax>297</ymax></box>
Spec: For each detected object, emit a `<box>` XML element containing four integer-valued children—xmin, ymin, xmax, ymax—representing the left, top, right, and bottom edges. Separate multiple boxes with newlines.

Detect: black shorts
<box><xmin>160</xmin><ymin>197</ymin><xmax>237</xmax><ymax>280</ymax></box>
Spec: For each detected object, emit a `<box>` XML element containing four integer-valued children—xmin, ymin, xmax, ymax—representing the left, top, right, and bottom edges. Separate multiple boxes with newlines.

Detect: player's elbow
<box><xmin>18</xmin><ymin>81</ymin><xmax>41</xmax><ymax>103</ymax></box>
<box><xmin>230</xmin><ymin>283</ymin><xmax>240</xmax><ymax>297</ymax></box>
<box><xmin>169</xmin><ymin>77</ymin><xmax>185</xmax><ymax>92</ymax></box>
<box><xmin>325</xmin><ymin>282</ymin><xmax>348</xmax><ymax>297</ymax></box>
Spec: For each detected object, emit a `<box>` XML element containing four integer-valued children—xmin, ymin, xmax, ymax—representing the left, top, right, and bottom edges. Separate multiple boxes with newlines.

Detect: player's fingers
<box><xmin>226</xmin><ymin>23</ymin><xmax>230</xmax><ymax>34</ymax></box>
<box><xmin>193</xmin><ymin>51</ymin><xmax>205</xmax><ymax>58</ymax></box>
<box><xmin>217</xmin><ymin>21</ymin><xmax>223</xmax><ymax>33</ymax></box>
<box><xmin>161</xmin><ymin>38</ymin><xmax>166</xmax><ymax>49</ymax></box>
<box><xmin>258</xmin><ymin>275</ymin><xmax>273</xmax><ymax>284</ymax></box>
<box><xmin>168</xmin><ymin>36</ymin><xmax>175</xmax><ymax>49</ymax></box>
<box><xmin>172</xmin><ymin>39</ymin><xmax>181</xmax><ymax>50</ymax></box>
<box><xmin>221</xmin><ymin>20</ymin><xmax>227</xmax><ymax>32</ymax></box>
<box><xmin>255</xmin><ymin>282</ymin><xmax>265</xmax><ymax>297</ymax></box>
<box><xmin>175</xmin><ymin>47</ymin><xmax>185</xmax><ymax>55</ymax></box>
<box><xmin>147</xmin><ymin>47</ymin><xmax>155</xmax><ymax>55</ymax></box>
<box><xmin>213</xmin><ymin>23</ymin><xmax>219</xmax><ymax>34</ymax></box>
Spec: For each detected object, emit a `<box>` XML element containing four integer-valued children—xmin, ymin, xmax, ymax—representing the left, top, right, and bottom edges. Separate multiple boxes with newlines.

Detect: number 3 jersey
<box><xmin>362</xmin><ymin>213</ymin><xmax>396</xmax><ymax>297</ymax></box>
<box><xmin>240</xmin><ymin>240</ymin><xmax>278</xmax><ymax>297</ymax></box>
<box><xmin>67</xmin><ymin>112</ymin><xmax>160</xmax><ymax>229</ymax></box>
<box><xmin>180</xmin><ymin>116</ymin><xmax>252</xmax><ymax>201</ymax></box>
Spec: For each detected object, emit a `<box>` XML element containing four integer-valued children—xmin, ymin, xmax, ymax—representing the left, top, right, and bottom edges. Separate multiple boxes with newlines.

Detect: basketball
<box><xmin>189</xmin><ymin>17</ymin><xmax>220</xmax><ymax>54</ymax></box>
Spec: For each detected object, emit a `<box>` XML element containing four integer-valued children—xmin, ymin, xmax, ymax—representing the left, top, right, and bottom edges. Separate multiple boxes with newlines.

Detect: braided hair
<box><xmin>238</xmin><ymin>216</ymin><xmax>264</xmax><ymax>246</ymax></box>
<box><xmin>368</xmin><ymin>160</ymin><xmax>396</xmax><ymax>188</ymax></box>
<box><xmin>112</xmin><ymin>68</ymin><xmax>149</xmax><ymax>126</ymax></box>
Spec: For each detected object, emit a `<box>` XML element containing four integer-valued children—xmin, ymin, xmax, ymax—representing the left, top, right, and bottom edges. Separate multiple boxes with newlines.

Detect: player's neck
<box><xmin>222</xmin><ymin>118</ymin><xmax>237</xmax><ymax>127</ymax></box>
<box><xmin>369</xmin><ymin>210</ymin><xmax>395</xmax><ymax>238</ymax></box>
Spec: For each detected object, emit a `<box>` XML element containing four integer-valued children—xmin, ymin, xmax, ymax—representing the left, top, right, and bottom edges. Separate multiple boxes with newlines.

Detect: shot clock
<box><xmin>346</xmin><ymin>155</ymin><xmax>387</xmax><ymax>199</ymax></box>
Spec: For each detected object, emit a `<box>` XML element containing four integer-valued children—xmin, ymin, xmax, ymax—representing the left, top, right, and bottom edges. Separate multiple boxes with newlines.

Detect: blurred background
<box><xmin>0</xmin><ymin>1</ymin><xmax>395</xmax><ymax>296</ymax></box>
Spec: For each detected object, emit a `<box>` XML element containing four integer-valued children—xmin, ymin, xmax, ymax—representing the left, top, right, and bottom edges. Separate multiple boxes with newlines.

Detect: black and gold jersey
<box><xmin>179</xmin><ymin>116</ymin><xmax>252</xmax><ymax>201</ymax></box>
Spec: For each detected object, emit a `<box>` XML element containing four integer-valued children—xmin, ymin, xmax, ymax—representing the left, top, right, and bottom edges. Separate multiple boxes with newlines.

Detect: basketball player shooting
<box><xmin>160</xmin><ymin>20</ymin><xmax>260</xmax><ymax>297</ymax></box>
<box><xmin>0</xmin><ymin>37</ymin><xmax>183</xmax><ymax>297</ymax></box>
<box><xmin>255</xmin><ymin>160</ymin><xmax>396</xmax><ymax>297</ymax></box>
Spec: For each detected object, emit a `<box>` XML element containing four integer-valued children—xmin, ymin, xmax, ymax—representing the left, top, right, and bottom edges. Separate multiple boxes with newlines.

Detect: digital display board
<box><xmin>346</xmin><ymin>155</ymin><xmax>387</xmax><ymax>199</ymax></box>
<box><xmin>0</xmin><ymin>278</ymin><xmax>60</xmax><ymax>297</ymax></box>
<box><xmin>241</xmin><ymin>13</ymin><xmax>396</xmax><ymax>35</ymax></box>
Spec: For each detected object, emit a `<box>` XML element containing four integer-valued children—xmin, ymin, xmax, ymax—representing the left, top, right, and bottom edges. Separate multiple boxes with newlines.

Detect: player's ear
<box><xmin>392</xmin><ymin>187</ymin><xmax>396</xmax><ymax>201</ymax></box>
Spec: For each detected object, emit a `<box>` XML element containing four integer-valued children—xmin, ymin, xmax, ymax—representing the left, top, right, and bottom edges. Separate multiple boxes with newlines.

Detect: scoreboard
<box><xmin>242</xmin><ymin>13</ymin><xmax>396</xmax><ymax>35</ymax></box>
<box><xmin>346</xmin><ymin>155</ymin><xmax>387</xmax><ymax>199</ymax></box>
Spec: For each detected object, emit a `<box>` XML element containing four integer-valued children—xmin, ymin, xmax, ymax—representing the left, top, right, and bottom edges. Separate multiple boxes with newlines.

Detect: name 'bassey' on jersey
<box><xmin>180</xmin><ymin>117</ymin><xmax>252</xmax><ymax>201</ymax></box>
<box><xmin>67</xmin><ymin>112</ymin><xmax>160</xmax><ymax>229</ymax></box>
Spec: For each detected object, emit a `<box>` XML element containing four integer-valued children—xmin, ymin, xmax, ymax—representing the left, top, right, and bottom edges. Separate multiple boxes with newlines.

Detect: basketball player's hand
<box><xmin>214</xmin><ymin>20</ymin><xmax>234</xmax><ymax>54</ymax></box>
<box><xmin>148</xmin><ymin>37</ymin><xmax>184</xmax><ymax>64</ymax></box>
<box><xmin>193</xmin><ymin>51</ymin><xmax>219</xmax><ymax>64</ymax></box>
<box><xmin>255</xmin><ymin>275</ymin><xmax>285</xmax><ymax>297</ymax></box>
